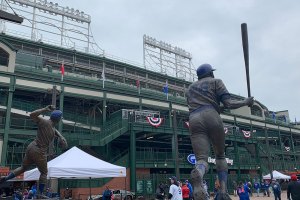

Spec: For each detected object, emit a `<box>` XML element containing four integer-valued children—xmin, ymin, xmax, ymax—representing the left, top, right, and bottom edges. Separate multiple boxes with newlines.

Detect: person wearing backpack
<box><xmin>271</xmin><ymin>179</ymin><xmax>281</xmax><ymax>200</ymax></box>
<box><xmin>237</xmin><ymin>182</ymin><xmax>250</xmax><ymax>200</ymax></box>
<box><xmin>102</xmin><ymin>186</ymin><xmax>112</xmax><ymax>200</ymax></box>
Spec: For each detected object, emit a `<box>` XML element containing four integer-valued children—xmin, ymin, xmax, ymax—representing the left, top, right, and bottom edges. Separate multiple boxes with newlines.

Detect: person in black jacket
<box><xmin>155</xmin><ymin>183</ymin><xmax>165</xmax><ymax>200</ymax></box>
<box><xmin>287</xmin><ymin>174</ymin><xmax>300</xmax><ymax>200</ymax></box>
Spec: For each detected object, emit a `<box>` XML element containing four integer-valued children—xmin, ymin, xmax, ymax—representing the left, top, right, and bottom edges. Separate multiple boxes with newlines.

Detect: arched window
<box><xmin>0</xmin><ymin>47</ymin><xmax>9</xmax><ymax>66</ymax></box>
<box><xmin>251</xmin><ymin>105</ymin><xmax>263</xmax><ymax>117</ymax></box>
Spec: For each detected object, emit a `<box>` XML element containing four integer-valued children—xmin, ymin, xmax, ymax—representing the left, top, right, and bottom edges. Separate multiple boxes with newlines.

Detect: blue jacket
<box><xmin>254</xmin><ymin>182</ymin><xmax>260</xmax><ymax>190</ymax></box>
<box><xmin>272</xmin><ymin>183</ymin><xmax>281</xmax><ymax>194</ymax></box>
<box><xmin>187</xmin><ymin>183</ymin><xmax>193</xmax><ymax>197</ymax></box>
<box><xmin>237</xmin><ymin>185</ymin><xmax>250</xmax><ymax>200</ymax></box>
<box><xmin>102</xmin><ymin>189</ymin><xmax>112</xmax><ymax>200</ymax></box>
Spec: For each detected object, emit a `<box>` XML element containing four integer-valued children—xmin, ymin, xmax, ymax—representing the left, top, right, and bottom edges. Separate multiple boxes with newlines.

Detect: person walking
<box><xmin>237</xmin><ymin>181</ymin><xmax>250</xmax><ymax>200</ymax></box>
<box><xmin>168</xmin><ymin>176</ymin><xmax>182</xmax><ymax>200</ymax></box>
<box><xmin>232</xmin><ymin>181</ymin><xmax>237</xmax><ymax>197</ymax></box>
<box><xmin>253</xmin><ymin>180</ymin><xmax>260</xmax><ymax>197</ymax></box>
<box><xmin>102</xmin><ymin>186</ymin><xmax>112</xmax><ymax>200</ymax></box>
<box><xmin>182</xmin><ymin>182</ymin><xmax>190</xmax><ymax>200</ymax></box>
<box><xmin>265</xmin><ymin>180</ymin><xmax>270</xmax><ymax>197</ymax></box>
<box><xmin>155</xmin><ymin>183</ymin><xmax>165</xmax><ymax>200</ymax></box>
<box><xmin>185</xmin><ymin>180</ymin><xmax>193</xmax><ymax>200</ymax></box>
<box><xmin>186</xmin><ymin>64</ymin><xmax>253</xmax><ymax>200</ymax></box>
<box><xmin>287</xmin><ymin>174</ymin><xmax>300</xmax><ymax>200</ymax></box>
<box><xmin>271</xmin><ymin>179</ymin><xmax>281</xmax><ymax>200</ymax></box>
<box><xmin>0</xmin><ymin>105</ymin><xmax>67</xmax><ymax>197</ymax></box>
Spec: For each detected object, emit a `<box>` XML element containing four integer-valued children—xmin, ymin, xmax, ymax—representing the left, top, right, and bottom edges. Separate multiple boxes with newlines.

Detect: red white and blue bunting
<box><xmin>184</xmin><ymin>121</ymin><xmax>190</xmax><ymax>128</ymax></box>
<box><xmin>242</xmin><ymin>130</ymin><xmax>251</xmax><ymax>138</ymax></box>
<box><xmin>224</xmin><ymin>127</ymin><xmax>228</xmax><ymax>134</ymax></box>
<box><xmin>284</xmin><ymin>146</ymin><xmax>290</xmax><ymax>152</ymax></box>
<box><xmin>146</xmin><ymin>117</ymin><xmax>164</xmax><ymax>128</ymax></box>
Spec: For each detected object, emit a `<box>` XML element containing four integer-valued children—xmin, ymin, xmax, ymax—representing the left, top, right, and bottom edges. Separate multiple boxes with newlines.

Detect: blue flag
<box><xmin>283</xmin><ymin>115</ymin><xmax>287</xmax><ymax>123</ymax></box>
<box><xmin>163</xmin><ymin>80</ymin><xmax>168</xmax><ymax>100</ymax></box>
<box><xmin>272</xmin><ymin>112</ymin><xmax>276</xmax><ymax>122</ymax></box>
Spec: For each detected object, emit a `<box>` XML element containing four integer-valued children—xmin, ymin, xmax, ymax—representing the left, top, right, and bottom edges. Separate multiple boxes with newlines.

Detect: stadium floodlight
<box><xmin>143</xmin><ymin>34</ymin><xmax>195</xmax><ymax>81</ymax></box>
<box><xmin>8</xmin><ymin>0</ymin><xmax>91</xmax><ymax>23</ymax></box>
<box><xmin>0</xmin><ymin>10</ymin><xmax>23</xmax><ymax>24</ymax></box>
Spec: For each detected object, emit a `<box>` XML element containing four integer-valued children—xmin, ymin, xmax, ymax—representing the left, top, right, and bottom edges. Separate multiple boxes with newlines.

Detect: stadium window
<box><xmin>251</xmin><ymin>105</ymin><xmax>262</xmax><ymax>117</ymax></box>
<box><xmin>0</xmin><ymin>48</ymin><xmax>9</xmax><ymax>67</ymax></box>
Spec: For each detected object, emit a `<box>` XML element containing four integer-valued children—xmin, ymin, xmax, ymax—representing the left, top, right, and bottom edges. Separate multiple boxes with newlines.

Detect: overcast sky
<box><xmin>4</xmin><ymin>0</ymin><xmax>300</xmax><ymax>121</ymax></box>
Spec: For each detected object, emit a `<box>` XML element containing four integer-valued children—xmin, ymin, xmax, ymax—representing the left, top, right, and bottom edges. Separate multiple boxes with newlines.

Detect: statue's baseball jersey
<box><xmin>186</xmin><ymin>77</ymin><xmax>230</xmax><ymax>113</ymax></box>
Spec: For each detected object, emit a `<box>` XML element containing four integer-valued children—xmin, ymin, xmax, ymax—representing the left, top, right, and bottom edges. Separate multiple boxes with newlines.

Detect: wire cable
<box><xmin>4</xmin><ymin>0</ymin><xmax>19</xmax><ymax>16</ymax></box>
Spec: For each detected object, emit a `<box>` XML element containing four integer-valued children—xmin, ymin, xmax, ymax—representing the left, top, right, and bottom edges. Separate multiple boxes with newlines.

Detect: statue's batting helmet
<box><xmin>50</xmin><ymin>110</ymin><xmax>63</xmax><ymax>121</ymax></box>
<box><xmin>196</xmin><ymin>64</ymin><xmax>215</xmax><ymax>78</ymax></box>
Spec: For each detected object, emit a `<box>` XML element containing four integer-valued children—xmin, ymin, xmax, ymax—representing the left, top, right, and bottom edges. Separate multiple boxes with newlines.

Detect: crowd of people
<box><xmin>151</xmin><ymin>173</ymin><xmax>300</xmax><ymax>200</ymax></box>
<box><xmin>0</xmin><ymin>183</ymin><xmax>57</xmax><ymax>199</ymax></box>
<box><xmin>155</xmin><ymin>176</ymin><xmax>209</xmax><ymax>200</ymax></box>
<box><xmin>232</xmin><ymin>174</ymin><xmax>300</xmax><ymax>200</ymax></box>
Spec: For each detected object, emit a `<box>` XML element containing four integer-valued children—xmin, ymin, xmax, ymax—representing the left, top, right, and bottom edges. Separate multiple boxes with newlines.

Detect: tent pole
<box><xmin>125</xmin><ymin>175</ymin><xmax>127</xmax><ymax>199</ymax></box>
<box><xmin>89</xmin><ymin>177</ymin><xmax>92</xmax><ymax>200</ymax></box>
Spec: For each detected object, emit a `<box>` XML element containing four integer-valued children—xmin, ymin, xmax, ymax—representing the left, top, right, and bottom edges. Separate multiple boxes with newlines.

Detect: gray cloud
<box><xmin>7</xmin><ymin>0</ymin><xmax>300</xmax><ymax>120</ymax></box>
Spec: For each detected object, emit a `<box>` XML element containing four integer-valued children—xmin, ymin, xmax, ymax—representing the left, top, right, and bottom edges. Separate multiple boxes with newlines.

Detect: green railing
<box><xmin>12</xmin><ymin>98</ymin><xmax>42</xmax><ymax>113</ymax></box>
<box><xmin>15</xmin><ymin>64</ymin><xmax>188</xmax><ymax>105</ymax></box>
<box><xmin>63</xmin><ymin>110</ymin><xmax>128</xmax><ymax>145</ymax></box>
<box><xmin>0</xmin><ymin>95</ymin><xmax>7</xmax><ymax>106</ymax></box>
<box><xmin>11</xmin><ymin>98</ymin><xmax>102</xmax><ymax>128</ymax></box>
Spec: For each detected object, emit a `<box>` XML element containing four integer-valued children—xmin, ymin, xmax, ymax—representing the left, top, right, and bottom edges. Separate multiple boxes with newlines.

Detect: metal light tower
<box><xmin>0</xmin><ymin>0</ymin><xmax>102</xmax><ymax>54</ymax></box>
<box><xmin>143</xmin><ymin>34</ymin><xmax>195</xmax><ymax>81</ymax></box>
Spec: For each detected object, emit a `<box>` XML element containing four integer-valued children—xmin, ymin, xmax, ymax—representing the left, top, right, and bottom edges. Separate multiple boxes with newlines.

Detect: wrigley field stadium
<box><xmin>0</xmin><ymin>0</ymin><xmax>299</xmax><ymax>199</ymax></box>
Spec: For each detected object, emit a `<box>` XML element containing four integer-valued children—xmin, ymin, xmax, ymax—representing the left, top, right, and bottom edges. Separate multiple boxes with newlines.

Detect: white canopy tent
<box><xmin>263</xmin><ymin>170</ymin><xmax>291</xmax><ymax>180</ymax></box>
<box><xmin>24</xmin><ymin>146</ymin><xmax>126</xmax><ymax>180</ymax></box>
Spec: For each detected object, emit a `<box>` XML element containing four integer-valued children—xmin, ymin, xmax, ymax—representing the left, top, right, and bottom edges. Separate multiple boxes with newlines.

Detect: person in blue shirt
<box><xmin>185</xmin><ymin>180</ymin><xmax>193</xmax><ymax>200</ymax></box>
<box><xmin>102</xmin><ymin>186</ymin><xmax>112</xmax><ymax>200</ymax></box>
<box><xmin>271</xmin><ymin>179</ymin><xmax>281</xmax><ymax>200</ymax></box>
<box><xmin>254</xmin><ymin>180</ymin><xmax>260</xmax><ymax>197</ymax></box>
<box><xmin>237</xmin><ymin>182</ymin><xmax>250</xmax><ymax>200</ymax></box>
<box><xmin>31</xmin><ymin>184</ymin><xmax>37</xmax><ymax>198</ymax></box>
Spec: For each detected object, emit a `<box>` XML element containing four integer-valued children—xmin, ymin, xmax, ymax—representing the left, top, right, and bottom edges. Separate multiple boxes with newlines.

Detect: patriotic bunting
<box><xmin>285</xmin><ymin>146</ymin><xmax>290</xmax><ymax>152</ymax></box>
<box><xmin>242</xmin><ymin>130</ymin><xmax>251</xmax><ymax>138</ymax></box>
<box><xmin>146</xmin><ymin>117</ymin><xmax>163</xmax><ymax>128</ymax></box>
<box><xmin>184</xmin><ymin>121</ymin><xmax>190</xmax><ymax>128</ymax></box>
<box><xmin>224</xmin><ymin>127</ymin><xmax>228</xmax><ymax>134</ymax></box>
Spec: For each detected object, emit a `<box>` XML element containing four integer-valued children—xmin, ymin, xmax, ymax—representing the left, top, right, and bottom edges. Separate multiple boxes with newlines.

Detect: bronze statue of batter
<box><xmin>186</xmin><ymin>64</ymin><xmax>254</xmax><ymax>200</ymax></box>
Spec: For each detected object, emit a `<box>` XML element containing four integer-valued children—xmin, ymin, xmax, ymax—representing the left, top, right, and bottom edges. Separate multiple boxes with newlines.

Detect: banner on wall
<box><xmin>146</xmin><ymin>117</ymin><xmax>163</xmax><ymax>128</ymax></box>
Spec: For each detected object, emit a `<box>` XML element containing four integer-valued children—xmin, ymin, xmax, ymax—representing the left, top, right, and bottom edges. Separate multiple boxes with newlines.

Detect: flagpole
<box><xmin>60</xmin><ymin>61</ymin><xmax>64</xmax><ymax>82</ymax></box>
<box><xmin>102</xmin><ymin>62</ymin><xmax>105</xmax><ymax>89</ymax></box>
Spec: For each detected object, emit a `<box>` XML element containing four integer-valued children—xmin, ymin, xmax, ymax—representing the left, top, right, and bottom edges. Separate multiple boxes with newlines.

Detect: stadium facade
<box><xmin>0</xmin><ymin>33</ymin><xmax>300</xmax><ymax>198</ymax></box>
